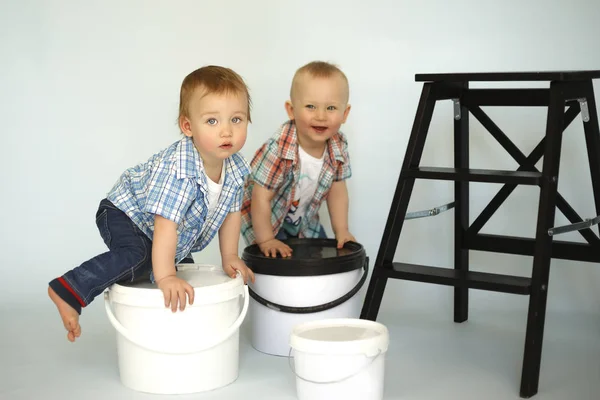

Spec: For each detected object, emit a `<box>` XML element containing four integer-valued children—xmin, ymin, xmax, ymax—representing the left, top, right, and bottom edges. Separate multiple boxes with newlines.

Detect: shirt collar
<box><xmin>278</xmin><ymin>120</ymin><xmax>298</xmax><ymax>161</ymax></box>
<box><xmin>225</xmin><ymin>153</ymin><xmax>251</xmax><ymax>187</ymax></box>
<box><xmin>176</xmin><ymin>136</ymin><xmax>202</xmax><ymax>180</ymax></box>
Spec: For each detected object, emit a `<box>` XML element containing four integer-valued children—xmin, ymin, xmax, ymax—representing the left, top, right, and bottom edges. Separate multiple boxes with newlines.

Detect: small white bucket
<box><xmin>104</xmin><ymin>264</ymin><xmax>249</xmax><ymax>395</ymax></box>
<box><xmin>289</xmin><ymin>318</ymin><xmax>389</xmax><ymax>400</ymax></box>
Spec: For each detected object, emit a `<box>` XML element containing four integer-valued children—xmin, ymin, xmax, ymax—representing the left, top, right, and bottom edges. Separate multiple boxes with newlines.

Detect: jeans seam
<box><xmin>83</xmin><ymin>238</ymin><xmax>150</xmax><ymax>303</ymax></box>
<box><xmin>96</xmin><ymin>209</ymin><xmax>111</xmax><ymax>248</ymax></box>
<box><xmin>131</xmin><ymin>232</ymin><xmax>150</xmax><ymax>282</ymax></box>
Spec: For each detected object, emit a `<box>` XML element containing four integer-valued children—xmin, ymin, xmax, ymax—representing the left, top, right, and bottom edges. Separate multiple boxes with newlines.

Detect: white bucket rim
<box><xmin>104</xmin><ymin>283</ymin><xmax>250</xmax><ymax>355</ymax></box>
<box><xmin>289</xmin><ymin>318</ymin><xmax>389</xmax><ymax>357</ymax></box>
<box><xmin>109</xmin><ymin>264</ymin><xmax>244</xmax><ymax>307</ymax></box>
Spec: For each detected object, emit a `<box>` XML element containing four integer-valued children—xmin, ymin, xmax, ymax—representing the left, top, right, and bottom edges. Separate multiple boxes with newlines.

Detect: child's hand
<box><xmin>258</xmin><ymin>239</ymin><xmax>293</xmax><ymax>258</ymax></box>
<box><xmin>335</xmin><ymin>230</ymin><xmax>356</xmax><ymax>249</ymax></box>
<box><xmin>156</xmin><ymin>275</ymin><xmax>195</xmax><ymax>312</ymax></box>
<box><xmin>222</xmin><ymin>255</ymin><xmax>255</xmax><ymax>284</ymax></box>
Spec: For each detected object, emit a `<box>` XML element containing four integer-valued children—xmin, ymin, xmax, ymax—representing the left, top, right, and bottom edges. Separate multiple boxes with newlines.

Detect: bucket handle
<box><xmin>103</xmin><ymin>281</ymin><xmax>249</xmax><ymax>355</ymax></box>
<box><xmin>248</xmin><ymin>257</ymin><xmax>369</xmax><ymax>314</ymax></box>
<box><xmin>288</xmin><ymin>347</ymin><xmax>382</xmax><ymax>384</ymax></box>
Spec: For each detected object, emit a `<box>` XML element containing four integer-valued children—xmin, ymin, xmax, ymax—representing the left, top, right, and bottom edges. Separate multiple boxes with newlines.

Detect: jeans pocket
<box><xmin>95</xmin><ymin>209</ymin><xmax>112</xmax><ymax>248</ymax></box>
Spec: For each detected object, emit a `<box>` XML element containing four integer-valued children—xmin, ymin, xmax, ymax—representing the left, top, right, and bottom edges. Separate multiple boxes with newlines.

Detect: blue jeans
<box><xmin>49</xmin><ymin>199</ymin><xmax>193</xmax><ymax>314</ymax></box>
<box><xmin>275</xmin><ymin>224</ymin><xmax>328</xmax><ymax>240</ymax></box>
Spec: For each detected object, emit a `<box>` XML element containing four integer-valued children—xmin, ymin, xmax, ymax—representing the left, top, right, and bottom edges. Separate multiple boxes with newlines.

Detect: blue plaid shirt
<box><xmin>107</xmin><ymin>136</ymin><xmax>250</xmax><ymax>262</ymax></box>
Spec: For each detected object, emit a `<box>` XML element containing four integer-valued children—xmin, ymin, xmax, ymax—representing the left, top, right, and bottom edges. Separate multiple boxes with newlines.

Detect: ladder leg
<box><xmin>519</xmin><ymin>81</ymin><xmax>566</xmax><ymax>398</ymax></box>
<box><xmin>360</xmin><ymin>82</ymin><xmax>438</xmax><ymax>321</ymax></box>
<box><xmin>454</xmin><ymin>83</ymin><xmax>470</xmax><ymax>323</ymax></box>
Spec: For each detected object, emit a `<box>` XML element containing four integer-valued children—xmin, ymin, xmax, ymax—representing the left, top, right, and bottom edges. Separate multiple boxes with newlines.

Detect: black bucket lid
<box><xmin>242</xmin><ymin>238</ymin><xmax>366</xmax><ymax>277</ymax></box>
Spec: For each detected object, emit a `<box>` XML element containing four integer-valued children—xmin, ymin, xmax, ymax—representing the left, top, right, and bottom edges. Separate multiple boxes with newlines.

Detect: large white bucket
<box><xmin>242</xmin><ymin>239</ymin><xmax>368</xmax><ymax>357</ymax></box>
<box><xmin>289</xmin><ymin>318</ymin><xmax>389</xmax><ymax>400</ymax></box>
<box><xmin>104</xmin><ymin>264</ymin><xmax>249</xmax><ymax>394</ymax></box>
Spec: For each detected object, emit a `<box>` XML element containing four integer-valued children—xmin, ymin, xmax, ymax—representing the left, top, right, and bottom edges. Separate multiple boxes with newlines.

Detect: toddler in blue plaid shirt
<box><xmin>48</xmin><ymin>66</ymin><xmax>255</xmax><ymax>342</ymax></box>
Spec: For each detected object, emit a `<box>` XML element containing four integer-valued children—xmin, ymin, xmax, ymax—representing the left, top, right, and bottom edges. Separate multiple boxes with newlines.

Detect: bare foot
<box><xmin>48</xmin><ymin>286</ymin><xmax>81</xmax><ymax>342</ymax></box>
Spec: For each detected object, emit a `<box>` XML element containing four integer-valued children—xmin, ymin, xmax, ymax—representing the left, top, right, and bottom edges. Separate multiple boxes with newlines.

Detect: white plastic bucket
<box><xmin>249</xmin><ymin>270</ymin><xmax>364</xmax><ymax>356</ymax></box>
<box><xmin>289</xmin><ymin>318</ymin><xmax>389</xmax><ymax>400</ymax></box>
<box><xmin>104</xmin><ymin>264</ymin><xmax>249</xmax><ymax>394</ymax></box>
<box><xmin>242</xmin><ymin>239</ymin><xmax>368</xmax><ymax>357</ymax></box>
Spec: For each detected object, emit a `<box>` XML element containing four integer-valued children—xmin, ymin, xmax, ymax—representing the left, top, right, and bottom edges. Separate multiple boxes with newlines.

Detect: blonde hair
<box><xmin>179</xmin><ymin>65</ymin><xmax>252</xmax><ymax>122</ymax></box>
<box><xmin>290</xmin><ymin>61</ymin><xmax>349</xmax><ymax>102</ymax></box>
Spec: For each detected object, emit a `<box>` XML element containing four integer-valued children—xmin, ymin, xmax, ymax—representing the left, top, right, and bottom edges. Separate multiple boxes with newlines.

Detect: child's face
<box><xmin>285</xmin><ymin>74</ymin><xmax>351</xmax><ymax>148</ymax></box>
<box><xmin>180</xmin><ymin>88</ymin><xmax>249</xmax><ymax>165</ymax></box>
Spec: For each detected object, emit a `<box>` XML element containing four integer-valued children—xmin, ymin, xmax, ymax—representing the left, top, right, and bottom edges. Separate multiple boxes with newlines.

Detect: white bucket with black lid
<box><xmin>242</xmin><ymin>238</ymin><xmax>368</xmax><ymax>357</ymax></box>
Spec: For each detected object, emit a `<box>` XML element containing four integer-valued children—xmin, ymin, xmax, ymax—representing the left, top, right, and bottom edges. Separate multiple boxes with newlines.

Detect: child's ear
<box><xmin>284</xmin><ymin>100</ymin><xmax>295</xmax><ymax>121</ymax></box>
<box><xmin>341</xmin><ymin>104</ymin><xmax>351</xmax><ymax>123</ymax></box>
<box><xmin>179</xmin><ymin>115</ymin><xmax>193</xmax><ymax>137</ymax></box>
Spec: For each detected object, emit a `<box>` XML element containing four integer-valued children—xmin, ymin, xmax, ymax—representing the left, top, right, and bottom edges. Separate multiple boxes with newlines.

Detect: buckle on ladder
<box><xmin>453</xmin><ymin>99</ymin><xmax>461</xmax><ymax>120</ymax></box>
<box><xmin>406</xmin><ymin>202</ymin><xmax>455</xmax><ymax>220</ymax></box>
<box><xmin>578</xmin><ymin>98</ymin><xmax>590</xmax><ymax>123</ymax></box>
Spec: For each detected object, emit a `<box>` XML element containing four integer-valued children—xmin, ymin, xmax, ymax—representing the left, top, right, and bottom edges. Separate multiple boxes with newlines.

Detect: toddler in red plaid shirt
<box><xmin>241</xmin><ymin>61</ymin><xmax>356</xmax><ymax>257</ymax></box>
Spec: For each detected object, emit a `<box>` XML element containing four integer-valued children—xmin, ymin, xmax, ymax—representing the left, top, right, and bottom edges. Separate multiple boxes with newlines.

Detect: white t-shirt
<box><xmin>205</xmin><ymin>163</ymin><xmax>225</xmax><ymax>215</ymax></box>
<box><xmin>282</xmin><ymin>146</ymin><xmax>324</xmax><ymax>236</ymax></box>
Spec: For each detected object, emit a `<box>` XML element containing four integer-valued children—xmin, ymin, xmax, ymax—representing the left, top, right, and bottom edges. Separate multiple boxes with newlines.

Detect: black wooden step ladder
<box><xmin>359</xmin><ymin>70</ymin><xmax>600</xmax><ymax>398</ymax></box>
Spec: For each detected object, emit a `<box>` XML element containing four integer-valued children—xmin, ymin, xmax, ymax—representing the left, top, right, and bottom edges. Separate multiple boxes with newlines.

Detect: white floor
<box><xmin>2</xmin><ymin>283</ymin><xmax>599</xmax><ymax>400</ymax></box>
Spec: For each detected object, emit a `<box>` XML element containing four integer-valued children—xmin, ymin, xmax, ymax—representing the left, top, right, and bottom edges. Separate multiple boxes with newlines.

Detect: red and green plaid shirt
<box><xmin>241</xmin><ymin>120</ymin><xmax>352</xmax><ymax>244</ymax></box>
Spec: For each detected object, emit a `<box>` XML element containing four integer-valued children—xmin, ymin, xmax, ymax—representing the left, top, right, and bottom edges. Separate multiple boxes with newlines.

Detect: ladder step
<box><xmin>380</xmin><ymin>262</ymin><xmax>531</xmax><ymax>295</ymax></box>
<box><xmin>404</xmin><ymin>167</ymin><xmax>542</xmax><ymax>185</ymax></box>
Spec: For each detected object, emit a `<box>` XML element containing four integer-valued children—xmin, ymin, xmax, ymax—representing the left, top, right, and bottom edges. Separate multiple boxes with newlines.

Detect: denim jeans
<box><xmin>49</xmin><ymin>199</ymin><xmax>192</xmax><ymax>314</ymax></box>
<box><xmin>275</xmin><ymin>224</ymin><xmax>328</xmax><ymax>240</ymax></box>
